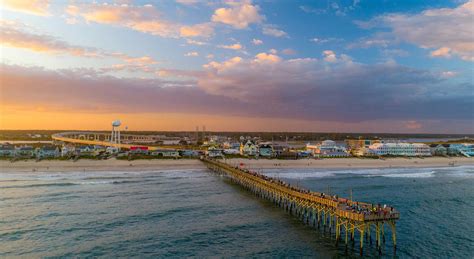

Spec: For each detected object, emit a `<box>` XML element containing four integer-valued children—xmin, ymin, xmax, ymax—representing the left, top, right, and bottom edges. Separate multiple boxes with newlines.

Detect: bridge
<box><xmin>51</xmin><ymin>132</ymin><xmax>174</xmax><ymax>150</ymax></box>
<box><xmin>201</xmin><ymin>157</ymin><xmax>400</xmax><ymax>256</ymax></box>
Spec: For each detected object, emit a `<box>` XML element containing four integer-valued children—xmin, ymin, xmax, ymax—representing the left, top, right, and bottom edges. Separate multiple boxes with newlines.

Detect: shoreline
<box><xmin>0</xmin><ymin>157</ymin><xmax>473</xmax><ymax>172</ymax></box>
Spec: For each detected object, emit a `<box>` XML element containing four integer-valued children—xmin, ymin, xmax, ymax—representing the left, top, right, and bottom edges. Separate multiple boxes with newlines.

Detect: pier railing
<box><xmin>201</xmin><ymin>157</ymin><xmax>399</xmax><ymax>255</ymax></box>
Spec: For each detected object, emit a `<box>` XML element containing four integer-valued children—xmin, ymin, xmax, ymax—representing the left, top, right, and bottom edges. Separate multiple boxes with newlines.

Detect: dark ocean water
<box><xmin>1</xmin><ymin>165</ymin><xmax>473</xmax><ymax>258</ymax></box>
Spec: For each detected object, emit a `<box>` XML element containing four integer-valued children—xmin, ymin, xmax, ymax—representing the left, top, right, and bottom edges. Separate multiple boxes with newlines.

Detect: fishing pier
<box><xmin>201</xmin><ymin>158</ymin><xmax>400</xmax><ymax>255</ymax></box>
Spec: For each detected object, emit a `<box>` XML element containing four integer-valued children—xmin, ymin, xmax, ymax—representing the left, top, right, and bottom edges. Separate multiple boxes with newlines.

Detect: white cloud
<box><xmin>359</xmin><ymin>0</ymin><xmax>474</xmax><ymax>61</ymax></box>
<box><xmin>322</xmin><ymin>50</ymin><xmax>337</xmax><ymax>62</ymax></box>
<box><xmin>440</xmin><ymin>71</ymin><xmax>458</xmax><ymax>78</ymax></box>
<box><xmin>262</xmin><ymin>24</ymin><xmax>287</xmax><ymax>38</ymax></box>
<box><xmin>252</xmin><ymin>38</ymin><xmax>263</xmax><ymax>45</ymax></box>
<box><xmin>185</xmin><ymin>51</ymin><xmax>199</xmax><ymax>57</ymax></box>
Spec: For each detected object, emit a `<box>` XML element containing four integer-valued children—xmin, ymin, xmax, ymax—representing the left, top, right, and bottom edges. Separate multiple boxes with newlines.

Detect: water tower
<box><xmin>111</xmin><ymin>120</ymin><xmax>121</xmax><ymax>145</ymax></box>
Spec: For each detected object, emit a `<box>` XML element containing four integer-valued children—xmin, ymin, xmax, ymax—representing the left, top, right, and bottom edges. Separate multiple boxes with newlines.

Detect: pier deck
<box><xmin>201</xmin><ymin>158</ymin><xmax>400</xmax><ymax>255</ymax></box>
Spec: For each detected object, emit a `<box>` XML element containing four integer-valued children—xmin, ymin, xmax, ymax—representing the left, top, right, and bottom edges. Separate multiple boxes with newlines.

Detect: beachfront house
<box><xmin>448</xmin><ymin>144</ymin><xmax>474</xmax><ymax>157</ymax></box>
<box><xmin>76</xmin><ymin>145</ymin><xmax>95</xmax><ymax>156</ymax></box>
<box><xmin>61</xmin><ymin>145</ymin><xmax>76</xmax><ymax>157</ymax></box>
<box><xmin>367</xmin><ymin>143</ymin><xmax>432</xmax><ymax>157</ymax></box>
<box><xmin>151</xmin><ymin>149</ymin><xmax>180</xmax><ymax>158</ymax></box>
<box><xmin>258</xmin><ymin>143</ymin><xmax>273</xmax><ymax>157</ymax></box>
<box><xmin>207</xmin><ymin>148</ymin><xmax>224</xmax><ymax>158</ymax></box>
<box><xmin>130</xmin><ymin>146</ymin><xmax>149</xmax><ymax>155</ymax></box>
<box><xmin>36</xmin><ymin>146</ymin><xmax>60</xmax><ymax>158</ymax></box>
<box><xmin>306</xmin><ymin>140</ymin><xmax>350</xmax><ymax>158</ymax></box>
<box><xmin>0</xmin><ymin>144</ymin><xmax>15</xmax><ymax>157</ymax></box>
<box><xmin>240</xmin><ymin>140</ymin><xmax>258</xmax><ymax>156</ymax></box>
<box><xmin>429</xmin><ymin>144</ymin><xmax>448</xmax><ymax>156</ymax></box>
<box><xmin>15</xmin><ymin>146</ymin><xmax>36</xmax><ymax>158</ymax></box>
<box><xmin>180</xmin><ymin>150</ymin><xmax>200</xmax><ymax>157</ymax></box>
<box><xmin>106</xmin><ymin>146</ymin><xmax>119</xmax><ymax>154</ymax></box>
<box><xmin>345</xmin><ymin>139</ymin><xmax>380</xmax><ymax>155</ymax></box>
<box><xmin>223</xmin><ymin>148</ymin><xmax>240</xmax><ymax>155</ymax></box>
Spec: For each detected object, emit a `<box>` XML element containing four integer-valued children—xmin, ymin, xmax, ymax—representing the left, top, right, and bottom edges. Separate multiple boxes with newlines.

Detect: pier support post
<box><xmin>345</xmin><ymin>224</ymin><xmax>348</xmax><ymax>253</ymax></box>
<box><xmin>382</xmin><ymin>223</ymin><xmax>386</xmax><ymax>243</ymax></box>
<box><xmin>390</xmin><ymin>221</ymin><xmax>397</xmax><ymax>255</ymax></box>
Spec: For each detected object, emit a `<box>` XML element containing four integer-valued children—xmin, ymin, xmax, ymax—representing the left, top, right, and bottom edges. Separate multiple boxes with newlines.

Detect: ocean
<box><xmin>1</xmin><ymin>165</ymin><xmax>473</xmax><ymax>258</ymax></box>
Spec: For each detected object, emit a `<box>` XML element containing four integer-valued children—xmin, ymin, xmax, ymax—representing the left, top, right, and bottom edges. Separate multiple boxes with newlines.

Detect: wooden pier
<box><xmin>201</xmin><ymin>158</ymin><xmax>400</xmax><ymax>255</ymax></box>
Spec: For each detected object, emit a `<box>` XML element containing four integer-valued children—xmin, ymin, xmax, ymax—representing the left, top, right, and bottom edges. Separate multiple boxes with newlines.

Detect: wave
<box><xmin>262</xmin><ymin>165</ymin><xmax>474</xmax><ymax>179</ymax></box>
<box><xmin>380</xmin><ymin>171</ymin><xmax>436</xmax><ymax>178</ymax></box>
<box><xmin>0</xmin><ymin>182</ymin><xmax>79</xmax><ymax>189</ymax></box>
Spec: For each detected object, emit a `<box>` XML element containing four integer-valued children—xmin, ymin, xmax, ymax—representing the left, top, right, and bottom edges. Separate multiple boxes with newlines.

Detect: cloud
<box><xmin>0</xmin><ymin>20</ymin><xmax>101</xmax><ymax>57</ymax></box>
<box><xmin>262</xmin><ymin>24</ymin><xmax>288</xmax><ymax>38</ymax></box>
<box><xmin>185</xmin><ymin>51</ymin><xmax>199</xmax><ymax>57</ymax></box>
<box><xmin>197</xmin><ymin>55</ymin><xmax>473</xmax><ymax>122</ymax></box>
<box><xmin>322</xmin><ymin>50</ymin><xmax>337</xmax><ymax>62</ymax></box>
<box><xmin>66</xmin><ymin>3</ymin><xmax>179</xmax><ymax>38</ymax></box>
<box><xmin>358</xmin><ymin>0</ymin><xmax>474</xmax><ymax>61</ymax></box>
<box><xmin>67</xmin><ymin>3</ymin><xmax>213</xmax><ymax>39</ymax></box>
<box><xmin>175</xmin><ymin>0</ymin><xmax>199</xmax><ymax>5</ymax></box>
<box><xmin>299</xmin><ymin>5</ymin><xmax>326</xmax><ymax>14</ymax></box>
<box><xmin>348</xmin><ymin>38</ymin><xmax>391</xmax><ymax>49</ymax></box>
<box><xmin>254</xmin><ymin>52</ymin><xmax>281</xmax><ymax>63</ymax></box>
<box><xmin>404</xmin><ymin>120</ymin><xmax>422</xmax><ymax>130</ymax></box>
<box><xmin>1</xmin><ymin>0</ymin><xmax>50</xmax><ymax>16</ymax></box>
<box><xmin>211</xmin><ymin>1</ymin><xmax>264</xmax><ymax>29</ymax></box>
<box><xmin>252</xmin><ymin>38</ymin><xmax>263</xmax><ymax>45</ymax></box>
<box><xmin>440</xmin><ymin>71</ymin><xmax>458</xmax><ymax>78</ymax></box>
<box><xmin>1</xmin><ymin>61</ymin><xmax>473</xmax><ymax>132</ymax></box>
<box><xmin>0</xmin><ymin>20</ymin><xmax>159</xmax><ymax>75</ymax></box>
<box><xmin>218</xmin><ymin>43</ymin><xmax>243</xmax><ymax>50</ymax></box>
<box><xmin>282</xmin><ymin>48</ymin><xmax>296</xmax><ymax>55</ymax></box>
<box><xmin>430</xmin><ymin>47</ymin><xmax>451</xmax><ymax>58</ymax></box>
<box><xmin>179</xmin><ymin>23</ymin><xmax>214</xmax><ymax>38</ymax></box>
<box><xmin>186</xmin><ymin>39</ymin><xmax>208</xmax><ymax>46</ymax></box>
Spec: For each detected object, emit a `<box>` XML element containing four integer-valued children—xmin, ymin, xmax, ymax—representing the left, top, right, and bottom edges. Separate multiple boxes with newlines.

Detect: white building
<box><xmin>367</xmin><ymin>143</ymin><xmax>431</xmax><ymax>157</ymax></box>
<box><xmin>306</xmin><ymin>140</ymin><xmax>350</xmax><ymax>157</ymax></box>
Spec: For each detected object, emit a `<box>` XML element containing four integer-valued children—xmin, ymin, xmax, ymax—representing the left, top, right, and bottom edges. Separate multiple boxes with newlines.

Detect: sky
<box><xmin>0</xmin><ymin>0</ymin><xmax>473</xmax><ymax>133</ymax></box>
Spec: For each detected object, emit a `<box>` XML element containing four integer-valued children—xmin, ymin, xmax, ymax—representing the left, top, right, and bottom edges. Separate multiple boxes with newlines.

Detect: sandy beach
<box><xmin>0</xmin><ymin>159</ymin><xmax>206</xmax><ymax>173</ymax></box>
<box><xmin>1</xmin><ymin>157</ymin><xmax>473</xmax><ymax>172</ymax></box>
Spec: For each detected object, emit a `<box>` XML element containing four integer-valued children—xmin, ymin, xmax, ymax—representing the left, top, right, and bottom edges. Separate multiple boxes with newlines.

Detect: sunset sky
<box><xmin>0</xmin><ymin>0</ymin><xmax>473</xmax><ymax>133</ymax></box>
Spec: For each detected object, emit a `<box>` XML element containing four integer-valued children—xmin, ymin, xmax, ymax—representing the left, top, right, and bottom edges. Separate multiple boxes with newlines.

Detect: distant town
<box><xmin>1</xmin><ymin>126</ymin><xmax>473</xmax><ymax>161</ymax></box>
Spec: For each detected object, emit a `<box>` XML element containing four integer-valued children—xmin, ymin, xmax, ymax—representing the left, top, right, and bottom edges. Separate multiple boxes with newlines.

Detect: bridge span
<box><xmin>52</xmin><ymin>132</ymin><xmax>174</xmax><ymax>150</ymax></box>
<box><xmin>201</xmin><ymin>158</ymin><xmax>399</xmax><ymax>255</ymax></box>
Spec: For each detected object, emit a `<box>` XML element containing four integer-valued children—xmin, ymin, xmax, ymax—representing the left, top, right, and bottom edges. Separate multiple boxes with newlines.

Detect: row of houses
<box><xmin>429</xmin><ymin>143</ymin><xmax>474</xmax><ymax>157</ymax></box>
<box><xmin>0</xmin><ymin>145</ymin><xmax>60</xmax><ymax>158</ymax></box>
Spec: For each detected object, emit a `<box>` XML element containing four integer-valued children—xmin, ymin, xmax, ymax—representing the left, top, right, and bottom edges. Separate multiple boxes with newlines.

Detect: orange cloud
<box><xmin>67</xmin><ymin>3</ymin><xmax>212</xmax><ymax>38</ymax></box>
<box><xmin>1</xmin><ymin>0</ymin><xmax>50</xmax><ymax>16</ymax></box>
<box><xmin>212</xmin><ymin>1</ymin><xmax>263</xmax><ymax>29</ymax></box>
<box><xmin>179</xmin><ymin>23</ymin><xmax>214</xmax><ymax>38</ymax></box>
<box><xmin>218</xmin><ymin>43</ymin><xmax>243</xmax><ymax>50</ymax></box>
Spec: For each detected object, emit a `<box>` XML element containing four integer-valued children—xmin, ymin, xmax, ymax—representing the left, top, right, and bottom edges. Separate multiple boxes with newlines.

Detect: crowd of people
<box><xmin>225</xmin><ymin>160</ymin><xmax>398</xmax><ymax>219</ymax></box>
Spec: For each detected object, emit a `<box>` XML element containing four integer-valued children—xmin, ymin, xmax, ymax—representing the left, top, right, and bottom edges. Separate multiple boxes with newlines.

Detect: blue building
<box><xmin>448</xmin><ymin>144</ymin><xmax>474</xmax><ymax>157</ymax></box>
<box><xmin>258</xmin><ymin>144</ymin><xmax>273</xmax><ymax>157</ymax></box>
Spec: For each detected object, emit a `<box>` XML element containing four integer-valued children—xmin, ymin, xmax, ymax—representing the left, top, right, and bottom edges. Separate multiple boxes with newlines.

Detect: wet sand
<box><xmin>224</xmin><ymin>157</ymin><xmax>474</xmax><ymax>169</ymax></box>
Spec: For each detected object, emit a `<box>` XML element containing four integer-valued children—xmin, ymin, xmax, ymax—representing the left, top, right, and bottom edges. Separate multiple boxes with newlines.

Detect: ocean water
<box><xmin>1</xmin><ymin>165</ymin><xmax>473</xmax><ymax>258</ymax></box>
